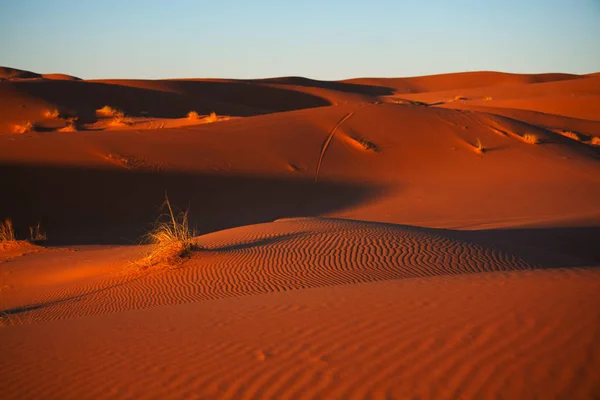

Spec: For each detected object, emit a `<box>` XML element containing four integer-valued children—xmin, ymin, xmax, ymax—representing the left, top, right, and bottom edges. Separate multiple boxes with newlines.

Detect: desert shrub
<box><xmin>29</xmin><ymin>222</ymin><xmax>47</xmax><ymax>243</ymax></box>
<box><xmin>13</xmin><ymin>121</ymin><xmax>35</xmax><ymax>134</ymax></box>
<box><xmin>0</xmin><ymin>219</ymin><xmax>15</xmax><ymax>242</ymax></box>
<box><xmin>141</xmin><ymin>195</ymin><xmax>200</xmax><ymax>268</ymax></box>
<box><xmin>522</xmin><ymin>133</ymin><xmax>540</xmax><ymax>144</ymax></box>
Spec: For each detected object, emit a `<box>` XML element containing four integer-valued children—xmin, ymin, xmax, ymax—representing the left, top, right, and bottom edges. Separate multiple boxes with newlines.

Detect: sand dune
<box><xmin>1</xmin><ymin>68</ymin><xmax>599</xmax><ymax>399</ymax></box>
<box><xmin>1</xmin><ymin>268</ymin><xmax>598</xmax><ymax>399</ymax></box>
<box><xmin>1</xmin><ymin>217</ymin><xmax>560</xmax><ymax>321</ymax></box>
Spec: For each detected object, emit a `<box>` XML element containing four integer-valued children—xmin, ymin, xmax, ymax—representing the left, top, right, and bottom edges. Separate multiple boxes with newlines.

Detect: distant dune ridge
<box><xmin>1</xmin><ymin>66</ymin><xmax>599</xmax><ymax>399</ymax></box>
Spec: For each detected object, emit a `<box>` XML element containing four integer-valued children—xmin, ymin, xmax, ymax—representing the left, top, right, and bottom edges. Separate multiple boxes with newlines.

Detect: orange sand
<box><xmin>1</xmin><ymin>67</ymin><xmax>599</xmax><ymax>399</ymax></box>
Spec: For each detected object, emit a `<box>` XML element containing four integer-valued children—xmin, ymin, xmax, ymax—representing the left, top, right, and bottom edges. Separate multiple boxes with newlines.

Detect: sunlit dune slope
<box><xmin>1</xmin><ymin>266</ymin><xmax>599</xmax><ymax>399</ymax></box>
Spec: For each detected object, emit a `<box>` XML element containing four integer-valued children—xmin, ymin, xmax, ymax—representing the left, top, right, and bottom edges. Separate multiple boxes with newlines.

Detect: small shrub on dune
<box><xmin>0</xmin><ymin>219</ymin><xmax>16</xmax><ymax>242</ymax></box>
<box><xmin>591</xmin><ymin>136</ymin><xmax>600</xmax><ymax>146</ymax></box>
<box><xmin>110</xmin><ymin>112</ymin><xmax>132</xmax><ymax>126</ymax></box>
<box><xmin>522</xmin><ymin>133</ymin><xmax>540</xmax><ymax>144</ymax></box>
<box><xmin>43</xmin><ymin>108</ymin><xmax>60</xmax><ymax>119</ymax></box>
<box><xmin>449</xmin><ymin>95</ymin><xmax>467</xmax><ymax>102</ymax></box>
<box><xmin>187</xmin><ymin>111</ymin><xmax>201</xmax><ymax>120</ymax></box>
<box><xmin>96</xmin><ymin>105</ymin><xmax>121</xmax><ymax>117</ymax></box>
<box><xmin>474</xmin><ymin>138</ymin><xmax>485</xmax><ymax>154</ymax></box>
<box><xmin>13</xmin><ymin>121</ymin><xmax>35</xmax><ymax>134</ymax></box>
<box><xmin>204</xmin><ymin>112</ymin><xmax>218</xmax><ymax>123</ymax></box>
<box><xmin>141</xmin><ymin>195</ymin><xmax>200</xmax><ymax>269</ymax></box>
<box><xmin>58</xmin><ymin>118</ymin><xmax>78</xmax><ymax>132</ymax></box>
<box><xmin>29</xmin><ymin>222</ymin><xmax>47</xmax><ymax>243</ymax></box>
<box><xmin>559</xmin><ymin>130</ymin><xmax>581</xmax><ymax>141</ymax></box>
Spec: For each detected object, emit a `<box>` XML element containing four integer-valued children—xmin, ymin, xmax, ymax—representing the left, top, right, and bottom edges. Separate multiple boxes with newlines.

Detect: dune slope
<box><xmin>1</xmin><ymin>69</ymin><xmax>599</xmax><ymax>400</ymax></box>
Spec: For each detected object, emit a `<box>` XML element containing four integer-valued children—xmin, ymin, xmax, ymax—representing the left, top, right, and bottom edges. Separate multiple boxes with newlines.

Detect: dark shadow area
<box><xmin>0</xmin><ymin>163</ymin><xmax>385</xmax><ymax>245</ymax></box>
<box><xmin>254</xmin><ymin>76</ymin><xmax>396</xmax><ymax>96</ymax></box>
<box><xmin>8</xmin><ymin>79</ymin><xmax>332</xmax><ymax>122</ymax></box>
<box><xmin>449</xmin><ymin>226</ymin><xmax>600</xmax><ymax>266</ymax></box>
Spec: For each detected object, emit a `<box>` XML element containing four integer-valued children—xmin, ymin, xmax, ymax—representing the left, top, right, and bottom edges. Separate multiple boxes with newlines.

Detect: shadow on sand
<box><xmin>0</xmin><ymin>163</ymin><xmax>386</xmax><ymax>245</ymax></box>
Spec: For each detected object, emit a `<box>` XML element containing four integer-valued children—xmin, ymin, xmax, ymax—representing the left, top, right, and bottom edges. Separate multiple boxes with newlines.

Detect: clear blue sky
<box><xmin>1</xmin><ymin>0</ymin><xmax>599</xmax><ymax>79</ymax></box>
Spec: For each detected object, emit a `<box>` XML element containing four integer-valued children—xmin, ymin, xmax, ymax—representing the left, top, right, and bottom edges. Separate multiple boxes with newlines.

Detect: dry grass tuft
<box><xmin>474</xmin><ymin>138</ymin><xmax>485</xmax><ymax>154</ymax></box>
<box><xmin>591</xmin><ymin>136</ymin><xmax>600</xmax><ymax>146</ymax></box>
<box><xmin>187</xmin><ymin>111</ymin><xmax>201</xmax><ymax>120</ymax></box>
<box><xmin>558</xmin><ymin>130</ymin><xmax>581</xmax><ymax>141</ymax></box>
<box><xmin>43</xmin><ymin>108</ymin><xmax>60</xmax><ymax>118</ymax></box>
<box><xmin>449</xmin><ymin>95</ymin><xmax>467</xmax><ymax>102</ymax></box>
<box><xmin>204</xmin><ymin>112</ymin><xmax>218</xmax><ymax>123</ymax></box>
<box><xmin>0</xmin><ymin>219</ymin><xmax>16</xmax><ymax>242</ymax></box>
<box><xmin>521</xmin><ymin>133</ymin><xmax>540</xmax><ymax>144</ymax></box>
<box><xmin>483</xmin><ymin>96</ymin><xmax>493</xmax><ymax>101</ymax></box>
<box><xmin>58</xmin><ymin>118</ymin><xmax>78</xmax><ymax>132</ymax></box>
<box><xmin>110</xmin><ymin>112</ymin><xmax>132</xmax><ymax>126</ymax></box>
<box><xmin>13</xmin><ymin>121</ymin><xmax>35</xmax><ymax>134</ymax></box>
<box><xmin>29</xmin><ymin>222</ymin><xmax>47</xmax><ymax>243</ymax></box>
<box><xmin>96</xmin><ymin>105</ymin><xmax>121</xmax><ymax>117</ymax></box>
<box><xmin>139</xmin><ymin>195</ymin><xmax>200</xmax><ymax>269</ymax></box>
<box><xmin>349</xmin><ymin>136</ymin><xmax>379</xmax><ymax>152</ymax></box>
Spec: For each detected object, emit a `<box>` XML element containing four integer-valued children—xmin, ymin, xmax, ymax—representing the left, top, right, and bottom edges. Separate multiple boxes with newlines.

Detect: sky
<box><xmin>1</xmin><ymin>0</ymin><xmax>599</xmax><ymax>80</ymax></box>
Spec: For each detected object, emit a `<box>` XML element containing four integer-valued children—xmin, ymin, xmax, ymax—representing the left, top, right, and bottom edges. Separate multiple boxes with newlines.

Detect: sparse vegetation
<box><xmin>13</xmin><ymin>121</ymin><xmax>35</xmax><ymax>134</ymax></box>
<box><xmin>204</xmin><ymin>112</ymin><xmax>218</xmax><ymax>123</ymax></box>
<box><xmin>558</xmin><ymin>130</ymin><xmax>581</xmax><ymax>141</ymax></box>
<box><xmin>187</xmin><ymin>111</ymin><xmax>228</xmax><ymax>123</ymax></box>
<box><xmin>140</xmin><ymin>195</ymin><xmax>200</xmax><ymax>269</ymax></box>
<box><xmin>58</xmin><ymin>118</ymin><xmax>78</xmax><ymax>132</ymax></box>
<box><xmin>43</xmin><ymin>108</ymin><xmax>60</xmax><ymax>118</ymax></box>
<box><xmin>349</xmin><ymin>135</ymin><xmax>379</xmax><ymax>152</ymax></box>
<box><xmin>474</xmin><ymin>138</ymin><xmax>485</xmax><ymax>154</ymax></box>
<box><xmin>110</xmin><ymin>112</ymin><xmax>131</xmax><ymax>126</ymax></box>
<box><xmin>0</xmin><ymin>219</ymin><xmax>15</xmax><ymax>242</ymax></box>
<box><xmin>187</xmin><ymin>111</ymin><xmax>201</xmax><ymax>120</ymax></box>
<box><xmin>449</xmin><ymin>95</ymin><xmax>467</xmax><ymax>102</ymax></box>
<box><xmin>522</xmin><ymin>133</ymin><xmax>540</xmax><ymax>144</ymax></box>
<box><xmin>29</xmin><ymin>222</ymin><xmax>47</xmax><ymax>243</ymax></box>
<box><xmin>96</xmin><ymin>105</ymin><xmax>121</xmax><ymax>117</ymax></box>
<box><xmin>591</xmin><ymin>136</ymin><xmax>600</xmax><ymax>146</ymax></box>
<box><xmin>483</xmin><ymin>96</ymin><xmax>493</xmax><ymax>101</ymax></box>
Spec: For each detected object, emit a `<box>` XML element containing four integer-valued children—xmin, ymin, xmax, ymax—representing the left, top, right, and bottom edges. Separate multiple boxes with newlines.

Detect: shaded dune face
<box><xmin>0</xmin><ymin>164</ymin><xmax>384</xmax><ymax>245</ymax></box>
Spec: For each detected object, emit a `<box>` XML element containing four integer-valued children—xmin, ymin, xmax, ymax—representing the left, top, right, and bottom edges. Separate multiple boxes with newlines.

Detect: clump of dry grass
<box><xmin>96</xmin><ymin>105</ymin><xmax>121</xmax><ymax>117</ymax></box>
<box><xmin>449</xmin><ymin>95</ymin><xmax>467</xmax><ymax>102</ymax></box>
<box><xmin>13</xmin><ymin>121</ymin><xmax>35</xmax><ymax>134</ymax></box>
<box><xmin>43</xmin><ymin>108</ymin><xmax>60</xmax><ymax>119</ymax></box>
<box><xmin>349</xmin><ymin>135</ymin><xmax>379</xmax><ymax>152</ymax></box>
<box><xmin>109</xmin><ymin>112</ymin><xmax>133</xmax><ymax>127</ymax></box>
<box><xmin>187</xmin><ymin>110</ymin><xmax>201</xmax><ymax>120</ymax></box>
<box><xmin>0</xmin><ymin>219</ymin><xmax>15</xmax><ymax>242</ymax></box>
<box><xmin>139</xmin><ymin>195</ymin><xmax>200</xmax><ymax>269</ymax></box>
<box><xmin>590</xmin><ymin>136</ymin><xmax>600</xmax><ymax>146</ymax></box>
<box><xmin>558</xmin><ymin>130</ymin><xmax>581</xmax><ymax>141</ymax></box>
<box><xmin>474</xmin><ymin>138</ymin><xmax>485</xmax><ymax>154</ymax></box>
<box><xmin>521</xmin><ymin>133</ymin><xmax>540</xmax><ymax>144</ymax></box>
<box><xmin>204</xmin><ymin>112</ymin><xmax>218</xmax><ymax>123</ymax></box>
<box><xmin>29</xmin><ymin>222</ymin><xmax>47</xmax><ymax>243</ymax></box>
<box><xmin>483</xmin><ymin>96</ymin><xmax>493</xmax><ymax>101</ymax></box>
<box><xmin>58</xmin><ymin>118</ymin><xmax>78</xmax><ymax>132</ymax></box>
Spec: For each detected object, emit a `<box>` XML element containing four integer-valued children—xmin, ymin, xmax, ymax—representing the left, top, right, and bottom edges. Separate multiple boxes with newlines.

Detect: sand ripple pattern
<box><xmin>2</xmin><ymin>269</ymin><xmax>599</xmax><ymax>399</ymax></box>
<box><xmin>10</xmin><ymin>218</ymin><xmax>539</xmax><ymax>323</ymax></box>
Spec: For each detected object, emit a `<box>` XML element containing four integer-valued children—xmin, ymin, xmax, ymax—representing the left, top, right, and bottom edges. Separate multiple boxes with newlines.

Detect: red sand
<box><xmin>1</xmin><ymin>67</ymin><xmax>599</xmax><ymax>399</ymax></box>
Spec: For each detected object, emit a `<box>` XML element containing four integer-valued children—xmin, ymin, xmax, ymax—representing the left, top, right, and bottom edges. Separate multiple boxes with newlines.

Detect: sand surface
<box><xmin>1</xmin><ymin>68</ymin><xmax>599</xmax><ymax>399</ymax></box>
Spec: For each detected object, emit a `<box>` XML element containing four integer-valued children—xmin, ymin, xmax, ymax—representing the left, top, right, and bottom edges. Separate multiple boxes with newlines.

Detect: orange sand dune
<box><xmin>1</xmin><ymin>267</ymin><xmax>598</xmax><ymax>399</ymax></box>
<box><xmin>1</xmin><ymin>68</ymin><xmax>599</xmax><ymax>399</ymax></box>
